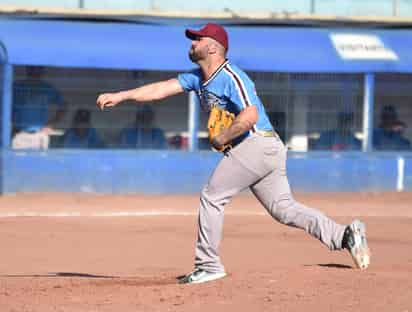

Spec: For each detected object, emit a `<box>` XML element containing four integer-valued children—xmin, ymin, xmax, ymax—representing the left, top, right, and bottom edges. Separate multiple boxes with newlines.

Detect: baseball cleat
<box><xmin>343</xmin><ymin>219</ymin><xmax>370</xmax><ymax>270</ymax></box>
<box><xmin>178</xmin><ymin>268</ymin><xmax>226</xmax><ymax>284</ymax></box>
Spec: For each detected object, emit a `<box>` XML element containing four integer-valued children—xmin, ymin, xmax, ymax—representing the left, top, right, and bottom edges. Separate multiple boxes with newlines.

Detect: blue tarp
<box><xmin>1</xmin><ymin>19</ymin><xmax>412</xmax><ymax>72</ymax></box>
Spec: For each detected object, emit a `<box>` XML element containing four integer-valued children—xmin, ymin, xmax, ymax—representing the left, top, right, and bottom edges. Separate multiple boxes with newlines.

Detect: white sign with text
<box><xmin>330</xmin><ymin>34</ymin><xmax>398</xmax><ymax>60</ymax></box>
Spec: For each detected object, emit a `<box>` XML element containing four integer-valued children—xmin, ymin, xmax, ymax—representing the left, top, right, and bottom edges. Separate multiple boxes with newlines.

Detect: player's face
<box><xmin>189</xmin><ymin>36</ymin><xmax>210</xmax><ymax>63</ymax></box>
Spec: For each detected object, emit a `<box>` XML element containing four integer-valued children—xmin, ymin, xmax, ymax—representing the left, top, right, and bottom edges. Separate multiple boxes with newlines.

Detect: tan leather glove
<box><xmin>207</xmin><ymin>106</ymin><xmax>235</xmax><ymax>152</ymax></box>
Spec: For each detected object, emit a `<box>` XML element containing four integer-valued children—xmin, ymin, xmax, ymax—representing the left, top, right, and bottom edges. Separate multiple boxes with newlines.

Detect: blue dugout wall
<box><xmin>1</xmin><ymin>19</ymin><xmax>412</xmax><ymax>194</ymax></box>
<box><xmin>1</xmin><ymin>150</ymin><xmax>411</xmax><ymax>193</ymax></box>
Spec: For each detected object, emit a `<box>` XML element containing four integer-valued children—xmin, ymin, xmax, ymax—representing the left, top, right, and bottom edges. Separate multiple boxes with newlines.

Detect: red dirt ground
<box><xmin>1</xmin><ymin>192</ymin><xmax>412</xmax><ymax>312</ymax></box>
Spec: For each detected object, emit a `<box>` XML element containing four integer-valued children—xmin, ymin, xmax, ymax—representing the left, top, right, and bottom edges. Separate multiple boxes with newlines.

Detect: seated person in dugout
<box><xmin>118</xmin><ymin>104</ymin><xmax>167</xmax><ymax>149</ymax></box>
<box><xmin>373</xmin><ymin>105</ymin><xmax>411</xmax><ymax>150</ymax></box>
<box><xmin>61</xmin><ymin>109</ymin><xmax>104</xmax><ymax>148</ymax></box>
<box><xmin>313</xmin><ymin>112</ymin><xmax>361</xmax><ymax>151</ymax></box>
<box><xmin>12</xmin><ymin>66</ymin><xmax>67</xmax><ymax>149</ymax></box>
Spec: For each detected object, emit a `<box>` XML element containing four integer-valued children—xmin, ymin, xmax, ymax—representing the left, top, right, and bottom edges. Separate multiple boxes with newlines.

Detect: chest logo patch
<box><xmin>198</xmin><ymin>90</ymin><xmax>221</xmax><ymax>112</ymax></box>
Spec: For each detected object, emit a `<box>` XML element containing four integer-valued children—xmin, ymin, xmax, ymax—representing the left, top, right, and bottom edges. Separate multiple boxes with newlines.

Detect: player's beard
<box><xmin>188</xmin><ymin>48</ymin><xmax>200</xmax><ymax>63</ymax></box>
<box><xmin>189</xmin><ymin>46</ymin><xmax>207</xmax><ymax>63</ymax></box>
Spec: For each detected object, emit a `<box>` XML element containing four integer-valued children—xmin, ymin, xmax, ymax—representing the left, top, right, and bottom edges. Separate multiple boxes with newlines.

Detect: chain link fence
<box><xmin>10</xmin><ymin>65</ymin><xmax>412</xmax><ymax>151</ymax></box>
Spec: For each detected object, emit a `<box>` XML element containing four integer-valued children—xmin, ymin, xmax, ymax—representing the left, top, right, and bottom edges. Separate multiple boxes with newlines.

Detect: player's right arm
<box><xmin>96</xmin><ymin>78</ymin><xmax>184</xmax><ymax>110</ymax></box>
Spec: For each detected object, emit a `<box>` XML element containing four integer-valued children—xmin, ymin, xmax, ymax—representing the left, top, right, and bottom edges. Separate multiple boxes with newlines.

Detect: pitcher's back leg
<box><xmin>250</xmin><ymin>146</ymin><xmax>346</xmax><ymax>251</ymax></box>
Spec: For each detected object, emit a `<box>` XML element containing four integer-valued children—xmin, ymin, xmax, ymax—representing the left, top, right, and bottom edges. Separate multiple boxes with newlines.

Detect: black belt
<box><xmin>223</xmin><ymin>130</ymin><xmax>279</xmax><ymax>153</ymax></box>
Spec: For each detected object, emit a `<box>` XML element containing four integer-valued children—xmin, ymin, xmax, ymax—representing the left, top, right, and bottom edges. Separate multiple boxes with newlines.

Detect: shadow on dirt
<box><xmin>0</xmin><ymin>272</ymin><xmax>178</xmax><ymax>286</ymax></box>
<box><xmin>304</xmin><ymin>263</ymin><xmax>353</xmax><ymax>269</ymax></box>
<box><xmin>64</xmin><ymin>273</ymin><xmax>181</xmax><ymax>286</ymax></box>
<box><xmin>0</xmin><ymin>272</ymin><xmax>118</xmax><ymax>278</ymax></box>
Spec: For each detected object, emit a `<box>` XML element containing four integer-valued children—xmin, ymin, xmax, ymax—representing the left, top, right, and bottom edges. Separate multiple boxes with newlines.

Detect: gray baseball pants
<box><xmin>195</xmin><ymin>133</ymin><xmax>347</xmax><ymax>273</ymax></box>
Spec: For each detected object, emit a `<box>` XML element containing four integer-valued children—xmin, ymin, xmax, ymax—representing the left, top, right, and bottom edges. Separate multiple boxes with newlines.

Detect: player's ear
<box><xmin>210</xmin><ymin>40</ymin><xmax>226</xmax><ymax>56</ymax></box>
<box><xmin>208</xmin><ymin>42</ymin><xmax>218</xmax><ymax>55</ymax></box>
<box><xmin>207</xmin><ymin>38</ymin><xmax>221</xmax><ymax>55</ymax></box>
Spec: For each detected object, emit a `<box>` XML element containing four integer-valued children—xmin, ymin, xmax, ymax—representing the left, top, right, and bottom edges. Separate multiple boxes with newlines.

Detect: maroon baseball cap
<box><xmin>185</xmin><ymin>23</ymin><xmax>229</xmax><ymax>51</ymax></box>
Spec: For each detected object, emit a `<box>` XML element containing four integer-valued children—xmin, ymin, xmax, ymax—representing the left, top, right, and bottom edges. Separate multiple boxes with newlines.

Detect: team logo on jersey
<box><xmin>198</xmin><ymin>89</ymin><xmax>221</xmax><ymax>112</ymax></box>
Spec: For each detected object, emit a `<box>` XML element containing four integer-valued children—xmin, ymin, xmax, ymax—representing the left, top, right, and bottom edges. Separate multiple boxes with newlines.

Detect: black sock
<box><xmin>341</xmin><ymin>226</ymin><xmax>351</xmax><ymax>249</ymax></box>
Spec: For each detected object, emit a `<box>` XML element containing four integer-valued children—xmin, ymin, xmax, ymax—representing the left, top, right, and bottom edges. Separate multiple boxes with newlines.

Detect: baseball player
<box><xmin>96</xmin><ymin>23</ymin><xmax>370</xmax><ymax>284</ymax></box>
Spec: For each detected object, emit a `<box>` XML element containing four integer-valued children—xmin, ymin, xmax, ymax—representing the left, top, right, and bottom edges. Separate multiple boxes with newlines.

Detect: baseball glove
<box><xmin>207</xmin><ymin>106</ymin><xmax>235</xmax><ymax>151</ymax></box>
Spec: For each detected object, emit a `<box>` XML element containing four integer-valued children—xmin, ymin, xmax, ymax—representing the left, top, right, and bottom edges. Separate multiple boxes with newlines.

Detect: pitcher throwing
<box><xmin>96</xmin><ymin>23</ymin><xmax>370</xmax><ymax>284</ymax></box>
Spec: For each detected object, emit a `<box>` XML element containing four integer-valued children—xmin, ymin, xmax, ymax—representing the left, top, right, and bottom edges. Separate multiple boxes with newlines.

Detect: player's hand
<box><xmin>96</xmin><ymin>92</ymin><xmax>124</xmax><ymax>110</ymax></box>
<box><xmin>210</xmin><ymin>134</ymin><xmax>227</xmax><ymax>152</ymax></box>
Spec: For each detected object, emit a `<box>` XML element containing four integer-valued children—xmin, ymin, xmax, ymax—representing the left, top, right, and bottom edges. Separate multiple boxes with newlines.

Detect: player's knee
<box><xmin>200</xmin><ymin>184</ymin><xmax>212</xmax><ymax>199</ymax></box>
<box><xmin>270</xmin><ymin>194</ymin><xmax>295</xmax><ymax>222</ymax></box>
<box><xmin>200</xmin><ymin>185</ymin><xmax>227</xmax><ymax>212</ymax></box>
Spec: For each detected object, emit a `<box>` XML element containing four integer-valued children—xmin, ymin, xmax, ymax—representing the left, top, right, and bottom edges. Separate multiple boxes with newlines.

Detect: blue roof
<box><xmin>1</xmin><ymin>19</ymin><xmax>412</xmax><ymax>72</ymax></box>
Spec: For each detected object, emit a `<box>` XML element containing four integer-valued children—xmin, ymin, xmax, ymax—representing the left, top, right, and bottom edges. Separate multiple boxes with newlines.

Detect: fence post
<box><xmin>188</xmin><ymin>91</ymin><xmax>199</xmax><ymax>151</ymax></box>
<box><xmin>1</xmin><ymin>64</ymin><xmax>12</xmax><ymax>150</ymax></box>
<box><xmin>362</xmin><ymin>73</ymin><xmax>375</xmax><ymax>152</ymax></box>
<box><xmin>1</xmin><ymin>62</ymin><xmax>12</xmax><ymax>195</ymax></box>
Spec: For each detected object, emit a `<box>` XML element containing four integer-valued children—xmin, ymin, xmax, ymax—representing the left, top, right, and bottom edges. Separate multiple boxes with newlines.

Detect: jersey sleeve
<box><xmin>177</xmin><ymin>69</ymin><xmax>201</xmax><ymax>92</ymax></box>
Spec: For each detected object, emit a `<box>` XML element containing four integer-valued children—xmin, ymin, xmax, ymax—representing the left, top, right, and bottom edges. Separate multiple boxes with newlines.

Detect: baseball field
<box><xmin>1</xmin><ymin>192</ymin><xmax>411</xmax><ymax>312</ymax></box>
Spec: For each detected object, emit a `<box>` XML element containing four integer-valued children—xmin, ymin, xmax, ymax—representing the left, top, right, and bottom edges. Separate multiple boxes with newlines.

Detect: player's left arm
<box><xmin>211</xmin><ymin>105</ymin><xmax>258</xmax><ymax>150</ymax></box>
<box><xmin>211</xmin><ymin>71</ymin><xmax>259</xmax><ymax>150</ymax></box>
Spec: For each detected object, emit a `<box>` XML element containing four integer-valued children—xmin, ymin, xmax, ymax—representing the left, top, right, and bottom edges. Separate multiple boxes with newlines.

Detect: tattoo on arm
<box><xmin>220</xmin><ymin>119</ymin><xmax>254</xmax><ymax>145</ymax></box>
<box><xmin>216</xmin><ymin>105</ymin><xmax>258</xmax><ymax>146</ymax></box>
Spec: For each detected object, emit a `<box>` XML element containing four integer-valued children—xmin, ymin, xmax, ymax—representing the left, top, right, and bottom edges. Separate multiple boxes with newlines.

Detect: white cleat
<box><xmin>178</xmin><ymin>269</ymin><xmax>227</xmax><ymax>284</ymax></box>
<box><xmin>343</xmin><ymin>219</ymin><xmax>371</xmax><ymax>269</ymax></box>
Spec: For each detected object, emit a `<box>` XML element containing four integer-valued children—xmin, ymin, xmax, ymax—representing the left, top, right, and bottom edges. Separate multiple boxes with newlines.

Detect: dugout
<box><xmin>0</xmin><ymin>18</ymin><xmax>412</xmax><ymax>193</ymax></box>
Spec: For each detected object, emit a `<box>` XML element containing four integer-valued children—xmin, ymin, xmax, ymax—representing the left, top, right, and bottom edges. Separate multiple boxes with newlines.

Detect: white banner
<box><xmin>330</xmin><ymin>33</ymin><xmax>398</xmax><ymax>60</ymax></box>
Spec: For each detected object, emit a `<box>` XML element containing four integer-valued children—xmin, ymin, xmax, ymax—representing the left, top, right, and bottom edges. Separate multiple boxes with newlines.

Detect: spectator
<box><xmin>12</xmin><ymin>66</ymin><xmax>67</xmax><ymax>149</ymax></box>
<box><xmin>119</xmin><ymin>104</ymin><xmax>167</xmax><ymax>149</ymax></box>
<box><xmin>373</xmin><ymin>105</ymin><xmax>411</xmax><ymax>150</ymax></box>
<box><xmin>61</xmin><ymin>109</ymin><xmax>104</xmax><ymax>148</ymax></box>
<box><xmin>313</xmin><ymin>112</ymin><xmax>361</xmax><ymax>151</ymax></box>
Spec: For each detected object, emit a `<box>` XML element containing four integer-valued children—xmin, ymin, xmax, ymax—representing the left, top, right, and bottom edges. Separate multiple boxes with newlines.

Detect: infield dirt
<box><xmin>1</xmin><ymin>192</ymin><xmax>411</xmax><ymax>312</ymax></box>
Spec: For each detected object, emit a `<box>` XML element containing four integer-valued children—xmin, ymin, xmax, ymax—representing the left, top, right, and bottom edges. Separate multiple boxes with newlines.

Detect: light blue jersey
<box><xmin>178</xmin><ymin>60</ymin><xmax>274</xmax><ymax>143</ymax></box>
